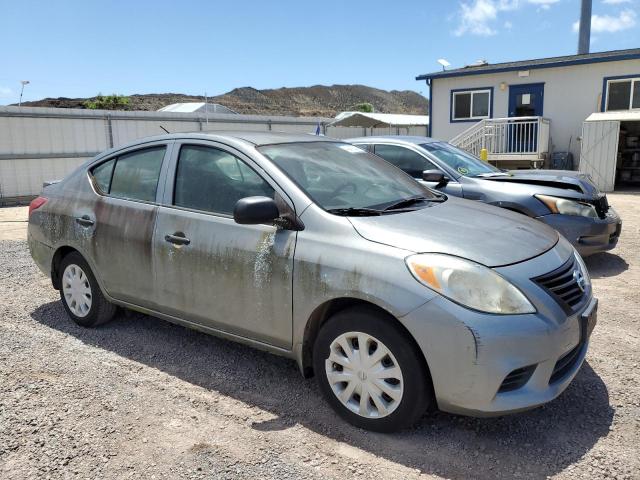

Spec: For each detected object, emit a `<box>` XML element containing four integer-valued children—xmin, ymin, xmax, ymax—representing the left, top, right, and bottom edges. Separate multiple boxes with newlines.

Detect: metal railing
<box><xmin>450</xmin><ymin>116</ymin><xmax>550</xmax><ymax>159</ymax></box>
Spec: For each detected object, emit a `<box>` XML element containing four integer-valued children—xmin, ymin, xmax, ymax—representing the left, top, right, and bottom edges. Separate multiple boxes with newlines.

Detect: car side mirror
<box><xmin>422</xmin><ymin>169</ymin><xmax>447</xmax><ymax>184</ymax></box>
<box><xmin>233</xmin><ymin>196</ymin><xmax>280</xmax><ymax>225</ymax></box>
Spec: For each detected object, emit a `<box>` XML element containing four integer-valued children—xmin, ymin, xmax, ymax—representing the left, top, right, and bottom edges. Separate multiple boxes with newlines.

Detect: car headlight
<box><xmin>405</xmin><ymin>253</ymin><xmax>536</xmax><ymax>314</ymax></box>
<box><xmin>535</xmin><ymin>194</ymin><xmax>598</xmax><ymax>218</ymax></box>
<box><xmin>573</xmin><ymin>251</ymin><xmax>591</xmax><ymax>291</ymax></box>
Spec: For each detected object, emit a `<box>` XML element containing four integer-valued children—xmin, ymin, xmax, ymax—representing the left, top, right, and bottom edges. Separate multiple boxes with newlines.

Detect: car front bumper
<box><xmin>399</xmin><ymin>239</ymin><xmax>596</xmax><ymax>416</ymax></box>
<box><xmin>537</xmin><ymin>207</ymin><xmax>621</xmax><ymax>257</ymax></box>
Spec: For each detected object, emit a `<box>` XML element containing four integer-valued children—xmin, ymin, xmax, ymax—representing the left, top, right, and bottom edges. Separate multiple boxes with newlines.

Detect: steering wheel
<box><xmin>327</xmin><ymin>182</ymin><xmax>357</xmax><ymax>200</ymax></box>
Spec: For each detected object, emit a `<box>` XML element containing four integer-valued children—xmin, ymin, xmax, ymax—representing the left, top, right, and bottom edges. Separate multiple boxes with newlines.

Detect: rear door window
<box><xmin>173</xmin><ymin>145</ymin><xmax>274</xmax><ymax>215</ymax></box>
<box><xmin>109</xmin><ymin>147</ymin><xmax>166</xmax><ymax>202</ymax></box>
<box><xmin>373</xmin><ymin>144</ymin><xmax>438</xmax><ymax>178</ymax></box>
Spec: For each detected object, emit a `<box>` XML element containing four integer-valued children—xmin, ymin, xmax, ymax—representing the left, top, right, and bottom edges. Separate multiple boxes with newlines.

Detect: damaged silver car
<box><xmin>28</xmin><ymin>132</ymin><xmax>597</xmax><ymax>432</ymax></box>
<box><xmin>349</xmin><ymin>136</ymin><xmax>622</xmax><ymax>257</ymax></box>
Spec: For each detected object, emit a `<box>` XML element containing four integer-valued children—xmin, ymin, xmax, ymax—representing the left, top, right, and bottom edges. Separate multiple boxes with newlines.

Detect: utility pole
<box><xmin>19</xmin><ymin>80</ymin><xmax>30</xmax><ymax>106</ymax></box>
<box><xmin>205</xmin><ymin>91</ymin><xmax>209</xmax><ymax>124</ymax></box>
<box><xmin>577</xmin><ymin>0</ymin><xmax>592</xmax><ymax>55</ymax></box>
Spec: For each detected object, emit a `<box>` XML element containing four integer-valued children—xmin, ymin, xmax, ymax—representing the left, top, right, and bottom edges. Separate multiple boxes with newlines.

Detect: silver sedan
<box><xmin>28</xmin><ymin>132</ymin><xmax>597</xmax><ymax>432</ymax></box>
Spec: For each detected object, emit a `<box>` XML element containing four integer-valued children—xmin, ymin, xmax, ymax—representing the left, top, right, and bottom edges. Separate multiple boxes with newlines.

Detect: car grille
<box><xmin>498</xmin><ymin>365</ymin><xmax>536</xmax><ymax>393</ymax></box>
<box><xmin>589</xmin><ymin>195</ymin><xmax>609</xmax><ymax>219</ymax></box>
<box><xmin>533</xmin><ymin>256</ymin><xmax>587</xmax><ymax>313</ymax></box>
<box><xmin>549</xmin><ymin>343</ymin><xmax>583</xmax><ymax>384</ymax></box>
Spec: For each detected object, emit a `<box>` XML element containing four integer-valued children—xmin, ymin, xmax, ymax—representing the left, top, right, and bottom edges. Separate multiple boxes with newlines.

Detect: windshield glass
<box><xmin>420</xmin><ymin>142</ymin><xmax>501</xmax><ymax>177</ymax></box>
<box><xmin>259</xmin><ymin>142</ymin><xmax>437</xmax><ymax>212</ymax></box>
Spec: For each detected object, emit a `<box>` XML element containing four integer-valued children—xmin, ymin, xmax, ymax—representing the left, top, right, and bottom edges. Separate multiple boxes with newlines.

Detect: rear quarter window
<box><xmin>90</xmin><ymin>158</ymin><xmax>115</xmax><ymax>194</ymax></box>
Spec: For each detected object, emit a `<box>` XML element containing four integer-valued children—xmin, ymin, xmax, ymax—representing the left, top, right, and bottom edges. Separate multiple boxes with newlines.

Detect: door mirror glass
<box><xmin>233</xmin><ymin>196</ymin><xmax>280</xmax><ymax>225</ymax></box>
<box><xmin>422</xmin><ymin>169</ymin><xmax>446</xmax><ymax>183</ymax></box>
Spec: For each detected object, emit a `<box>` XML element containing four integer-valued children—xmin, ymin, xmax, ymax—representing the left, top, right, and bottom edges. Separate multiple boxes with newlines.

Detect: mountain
<box><xmin>16</xmin><ymin>85</ymin><xmax>428</xmax><ymax>117</ymax></box>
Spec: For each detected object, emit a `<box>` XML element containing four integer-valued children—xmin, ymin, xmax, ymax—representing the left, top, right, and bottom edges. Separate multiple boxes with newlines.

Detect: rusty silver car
<box><xmin>28</xmin><ymin>132</ymin><xmax>597</xmax><ymax>431</ymax></box>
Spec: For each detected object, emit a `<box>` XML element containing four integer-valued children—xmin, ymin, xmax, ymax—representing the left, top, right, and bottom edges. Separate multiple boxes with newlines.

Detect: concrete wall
<box><xmin>429</xmin><ymin>59</ymin><xmax>640</xmax><ymax>162</ymax></box>
<box><xmin>0</xmin><ymin>106</ymin><xmax>426</xmax><ymax>199</ymax></box>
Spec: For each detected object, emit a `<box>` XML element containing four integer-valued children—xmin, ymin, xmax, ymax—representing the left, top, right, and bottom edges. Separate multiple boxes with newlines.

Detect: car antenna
<box><xmin>159</xmin><ymin>125</ymin><xmax>170</xmax><ymax>134</ymax></box>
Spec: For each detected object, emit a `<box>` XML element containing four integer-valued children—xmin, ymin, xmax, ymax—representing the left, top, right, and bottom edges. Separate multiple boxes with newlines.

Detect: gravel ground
<box><xmin>1</xmin><ymin>196</ymin><xmax>638</xmax><ymax>480</ymax></box>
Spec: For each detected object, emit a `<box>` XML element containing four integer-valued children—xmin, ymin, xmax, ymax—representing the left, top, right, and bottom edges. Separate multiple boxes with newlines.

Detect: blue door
<box><xmin>508</xmin><ymin>83</ymin><xmax>544</xmax><ymax>153</ymax></box>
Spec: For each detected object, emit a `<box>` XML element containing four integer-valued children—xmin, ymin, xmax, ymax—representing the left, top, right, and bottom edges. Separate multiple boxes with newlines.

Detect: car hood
<box><xmin>348</xmin><ymin>197</ymin><xmax>559</xmax><ymax>267</ymax></box>
<box><xmin>483</xmin><ymin>169</ymin><xmax>599</xmax><ymax>197</ymax></box>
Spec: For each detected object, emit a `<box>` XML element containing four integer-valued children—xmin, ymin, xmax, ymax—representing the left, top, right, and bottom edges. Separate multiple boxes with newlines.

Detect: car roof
<box><xmin>346</xmin><ymin>136</ymin><xmax>441</xmax><ymax>146</ymax></box>
<box><xmin>111</xmin><ymin>131</ymin><xmax>338</xmax><ymax>152</ymax></box>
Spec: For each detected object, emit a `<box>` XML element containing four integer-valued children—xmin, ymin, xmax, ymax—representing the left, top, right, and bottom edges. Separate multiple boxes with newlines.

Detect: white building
<box><xmin>416</xmin><ymin>48</ymin><xmax>640</xmax><ymax>190</ymax></box>
<box><xmin>158</xmin><ymin>102</ymin><xmax>237</xmax><ymax>115</ymax></box>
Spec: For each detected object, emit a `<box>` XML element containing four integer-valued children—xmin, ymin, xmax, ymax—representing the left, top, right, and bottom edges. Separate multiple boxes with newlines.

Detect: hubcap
<box><xmin>62</xmin><ymin>264</ymin><xmax>92</xmax><ymax>318</ymax></box>
<box><xmin>325</xmin><ymin>331</ymin><xmax>403</xmax><ymax>419</ymax></box>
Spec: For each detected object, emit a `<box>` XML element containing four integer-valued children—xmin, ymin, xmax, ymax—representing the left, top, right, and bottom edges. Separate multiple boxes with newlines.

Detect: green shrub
<box><xmin>84</xmin><ymin>94</ymin><xmax>130</xmax><ymax>110</ymax></box>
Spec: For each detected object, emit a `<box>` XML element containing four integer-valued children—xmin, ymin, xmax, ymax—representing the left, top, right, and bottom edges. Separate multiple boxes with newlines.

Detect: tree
<box><xmin>84</xmin><ymin>94</ymin><xmax>130</xmax><ymax>110</ymax></box>
<box><xmin>353</xmin><ymin>102</ymin><xmax>374</xmax><ymax>113</ymax></box>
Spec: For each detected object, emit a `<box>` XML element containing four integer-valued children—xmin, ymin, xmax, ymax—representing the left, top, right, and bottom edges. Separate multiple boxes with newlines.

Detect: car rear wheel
<box><xmin>59</xmin><ymin>252</ymin><xmax>116</xmax><ymax>327</ymax></box>
<box><xmin>313</xmin><ymin>306</ymin><xmax>433</xmax><ymax>432</ymax></box>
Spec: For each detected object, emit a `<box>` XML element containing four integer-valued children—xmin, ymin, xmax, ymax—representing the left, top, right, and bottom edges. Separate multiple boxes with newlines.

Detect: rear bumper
<box><xmin>537</xmin><ymin>208</ymin><xmax>621</xmax><ymax>257</ymax></box>
<box><xmin>28</xmin><ymin>231</ymin><xmax>54</xmax><ymax>279</ymax></box>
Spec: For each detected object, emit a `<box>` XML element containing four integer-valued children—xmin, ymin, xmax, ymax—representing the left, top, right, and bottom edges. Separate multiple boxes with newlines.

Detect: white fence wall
<box><xmin>0</xmin><ymin>106</ymin><xmax>428</xmax><ymax>199</ymax></box>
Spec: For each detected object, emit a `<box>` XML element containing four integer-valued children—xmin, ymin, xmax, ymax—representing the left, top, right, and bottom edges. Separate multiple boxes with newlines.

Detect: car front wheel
<box><xmin>313</xmin><ymin>306</ymin><xmax>433</xmax><ymax>432</ymax></box>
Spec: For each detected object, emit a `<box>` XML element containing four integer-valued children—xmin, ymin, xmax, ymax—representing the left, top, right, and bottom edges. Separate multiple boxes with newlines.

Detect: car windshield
<box><xmin>259</xmin><ymin>142</ymin><xmax>438</xmax><ymax>213</ymax></box>
<box><xmin>420</xmin><ymin>142</ymin><xmax>501</xmax><ymax>177</ymax></box>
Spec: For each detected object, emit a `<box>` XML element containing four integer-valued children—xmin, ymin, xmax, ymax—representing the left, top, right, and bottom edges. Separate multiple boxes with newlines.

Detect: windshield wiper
<box><xmin>382</xmin><ymin>195</ymin><xmax>443</xmax><ymax>211</ymax></box>
<box><xmin>327</xmin><ymin>207</ymin><xmax>383</xmax><ymax>216</ymax></box>
<box><xmin>475</xmin><ymin>172</ymin><xmax>510</xmax><ymax>178</ymax></box>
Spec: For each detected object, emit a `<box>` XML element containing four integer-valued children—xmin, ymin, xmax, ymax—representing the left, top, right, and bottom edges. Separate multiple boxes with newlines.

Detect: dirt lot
<box><xmin>1</xmin><ymin>196</ymin><xmax>638</xmax><ymax>480</ymax></box>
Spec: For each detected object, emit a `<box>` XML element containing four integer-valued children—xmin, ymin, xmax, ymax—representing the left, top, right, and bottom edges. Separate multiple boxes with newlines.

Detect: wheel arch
<box><xmin>300</xmin><ymin>297</ymin><xmax>433</xmax><ymax>384</ymax></box>
<box><xmin>51</xmin><ymin>245</ymin><xmax>79</xmax><ymax>290</ymax></box>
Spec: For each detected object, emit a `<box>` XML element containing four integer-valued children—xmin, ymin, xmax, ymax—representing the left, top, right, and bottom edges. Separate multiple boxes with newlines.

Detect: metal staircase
<box><xmin>450</xmin><ymin>116</ymin><xmax>551</xmax><ymax>167</ymax></box>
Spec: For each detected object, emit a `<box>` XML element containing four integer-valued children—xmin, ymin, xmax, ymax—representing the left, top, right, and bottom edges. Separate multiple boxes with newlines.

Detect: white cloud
<box><xmin>572</xmin><ymin>9</ymin><xmax>637</xmax><ymax>33</ymax></box>
<box><xmin>497</xmin><ymin>0</ymin><xmax>521</xmax><ymax>10</ymax></box>
<box><xmin>0</xmin><ymin>87</ymin><xmax>14</xmax><ymax>98</ymax></box>
<box><xmin>454</xmin><ymin>0</ymin><xmax>500</xmax><ymax>36</ymax></box>
<box><xmin>528</xmin><ymin>0</ymin><xmax>560</xmax><ymax>11</ymax></box>
<box><xmin>453</xmin><ymin>0</ymin><xmax>558</xmax><ymax>36</ymax></box>
<box><xmin>602</xmin><ymin>0</ymin><xmax>632</xmax><ymax>5</ymax></box>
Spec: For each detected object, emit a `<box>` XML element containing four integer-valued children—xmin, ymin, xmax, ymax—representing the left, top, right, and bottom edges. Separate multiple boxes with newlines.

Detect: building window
<box><xmin>451</xmin><ymin>89</ymin><xmax>492</xmax><ymax>121</ymax></box>
<box><xmin>606</xmin><ymin>77</ymin><xmax>640</xmax><ymax>111</ymax></box>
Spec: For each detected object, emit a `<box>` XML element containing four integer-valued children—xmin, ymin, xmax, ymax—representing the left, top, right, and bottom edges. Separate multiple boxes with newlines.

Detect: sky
<box><xmin>1</xmin><ymin>0</ymin><xmax>639</xmax><ymax>105</ymax></box>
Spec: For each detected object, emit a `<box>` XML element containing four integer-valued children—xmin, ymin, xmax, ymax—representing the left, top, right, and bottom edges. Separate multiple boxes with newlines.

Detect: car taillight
<box><xmin>29</xmin><ymin>196</ymin><xmax>48</xmax><ymax>216</ymax></box>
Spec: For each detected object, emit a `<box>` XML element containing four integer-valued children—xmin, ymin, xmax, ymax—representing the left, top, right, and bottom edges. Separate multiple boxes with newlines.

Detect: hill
<box><xmin>17</xmin><ymin>84</ymin><xmax>428</xmax><ymax>117</ymax></box>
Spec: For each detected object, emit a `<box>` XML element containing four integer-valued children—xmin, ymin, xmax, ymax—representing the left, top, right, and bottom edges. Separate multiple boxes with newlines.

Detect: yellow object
<box><xmin>480</xmin><ymin>148</ymin><xmax>488</xmax><ymax>161</ymax></box>
<box><xmin>410</xmin><ymin>263</ymin><xmax>441</xmax><ymax>289</ymax></box>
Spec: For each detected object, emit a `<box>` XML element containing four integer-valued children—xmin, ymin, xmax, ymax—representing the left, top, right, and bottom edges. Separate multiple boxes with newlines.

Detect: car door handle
<box><xmin>75</xmin><ymin>215</ymin><xmax>95</xmax><ymax>227</ymax></box>
<box><xmin>164</xmin><ymin>233</ymin><xmax>190</xmax><ymax>246</ymax></box>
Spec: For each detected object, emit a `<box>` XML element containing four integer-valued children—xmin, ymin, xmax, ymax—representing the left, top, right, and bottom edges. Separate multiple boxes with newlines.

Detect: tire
<box><xmin>313</xmin><ymin>306</ymin><xmax>433</xmax><ymax>432</ymax></box>
<box><xmin>59</xmin><ymin>252</ymin><xmax>116</xmax><ymax>328</ymax></box>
